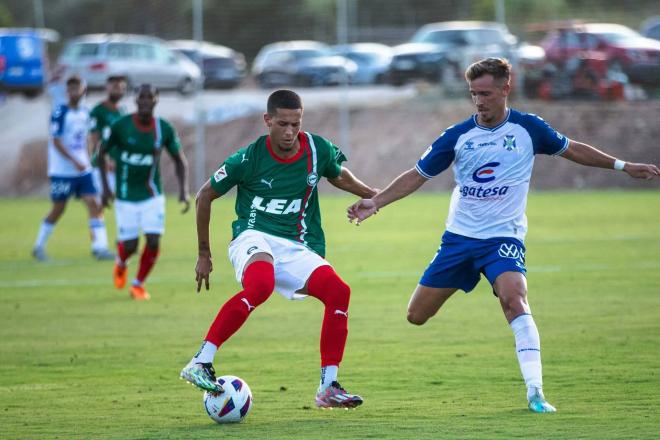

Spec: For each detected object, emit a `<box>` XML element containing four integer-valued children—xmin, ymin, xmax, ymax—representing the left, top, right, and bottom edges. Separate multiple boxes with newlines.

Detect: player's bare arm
<box><xmin>53</xmin><ymin>137</ymin><xmax>85</xmax><ymax>171</ymax></box>
<box><xmin>327</xmin><ymin>167</ymin><xmax>377</xmax><ymax>198</ymax></box>
<box><xmin>170</xmin><ymin>151</ymin><xmax>191</xmax><ymax>213</ymax></box>
<box><xmin>348</xmin><ymin>168</ymin><xmax>427</xmax><ymax>224</ymax></box>
<box><xmin>97</xmin><ymin>144</ymin><xmax>114</xmax><ymax>207</ymax></box>
<box><xmin>195</xmin><ymin>180</ymin><xmax>220</xmax><ymax>292</ymax></box>
<box><xmin>561</xmin><ymin>140</ymin><xmax>660</xmax><ymax>180</ymax></box>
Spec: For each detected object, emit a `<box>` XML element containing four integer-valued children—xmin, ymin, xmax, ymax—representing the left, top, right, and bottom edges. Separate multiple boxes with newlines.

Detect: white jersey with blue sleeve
<box><xmin>416</xmin><ymin>108</ymin><xmax>569</xmax><ymax>241</ymax></box>
<box><xmin>47</xmin><ymin>104</ymin><xmax>92</xmax><ymax>177</ymax></box>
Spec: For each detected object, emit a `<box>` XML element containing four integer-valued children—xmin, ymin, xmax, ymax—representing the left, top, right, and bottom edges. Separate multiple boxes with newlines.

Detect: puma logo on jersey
<box><xmin>334</xmin><ymin>309</ymin><xmax>348</xmax><ymax>317</ymax></box>
<box><xmin>251</xmin><ymin>196</ymin><xmax>301</xmax><ymax>215</ymax></box>
<box><xmin>260</xmin><ymin>178</ymin><xmax>274</xmax><ymax>189</ymax></box>
<box><xmin>120</xmin><ymin>151</ymin><xmax>153</xmax><ymax>166</ymax></box>
<box><xmin>241</xmin><ymin>298</ymin><xmax>256</xmax><ymax>312</ymax></box>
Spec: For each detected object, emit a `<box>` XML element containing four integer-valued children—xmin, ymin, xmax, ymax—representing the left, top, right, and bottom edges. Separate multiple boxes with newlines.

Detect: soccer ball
<box><xmin>203</xmin><ymin>375</ymin><xmax>253</xmax><ymax>424</ymax></box>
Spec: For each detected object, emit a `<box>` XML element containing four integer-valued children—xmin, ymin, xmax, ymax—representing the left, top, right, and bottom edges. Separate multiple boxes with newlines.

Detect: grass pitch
<box><xmin>1</xmin><ymin>191</ymin><xmax>659</xmax><ymax>439</ymax></box>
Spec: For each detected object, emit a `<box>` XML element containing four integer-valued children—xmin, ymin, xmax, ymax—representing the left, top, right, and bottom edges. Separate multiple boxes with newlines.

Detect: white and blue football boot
<box><xmin>528</xmin><ymin>387</ymin><xmax>556</xmax><ymax>413</ymax></box>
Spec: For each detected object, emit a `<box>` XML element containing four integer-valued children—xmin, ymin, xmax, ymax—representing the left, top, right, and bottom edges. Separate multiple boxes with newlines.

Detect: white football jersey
<box><xmin>416</xmin><ymin>108</ymin><xmax>569</xmax><ymax>241</ymax></box>
<box><xmin>47</xmin><ymin>104</ymin><xmax>92</xmax><ymax>177</ymax></box>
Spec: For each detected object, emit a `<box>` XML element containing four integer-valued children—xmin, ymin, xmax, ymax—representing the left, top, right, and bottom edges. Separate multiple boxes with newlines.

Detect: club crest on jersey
<box><xmin>213</xmin><ymin>165</ymin><xmax>227</xmax><ymax>182</ymax></box>
<box><xmin>503</xmin><ymin>135</ymin><xmax>516</xmax><ymax>151</ymax></box>
<box><xmin>307</xmin><ymin>172</ymin><xmax>318</xmax><ymax>187</ymax></box>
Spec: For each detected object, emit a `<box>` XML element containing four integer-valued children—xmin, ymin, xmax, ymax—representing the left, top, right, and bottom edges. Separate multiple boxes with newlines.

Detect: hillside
<box><xmin>10</xmin><ymin>93</ymin><xmax>660</xmax><ymax>196</ymax></box>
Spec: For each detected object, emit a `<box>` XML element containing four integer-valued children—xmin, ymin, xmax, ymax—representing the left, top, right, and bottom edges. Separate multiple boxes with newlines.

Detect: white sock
<box><xmin>34</xmin><ymin>220</ymin><xmax>55</xmax><ymax>249</ymax></box>
<box><xmin>319</xmin><ymin>365</ymin><xmax>338</xmax><ymax>391</ymax></box>
<box><xmin>510</xmin><ymin>314</ymin><xmax>543</xmax><ymax>398</ymax></box>
<box><xmin>89</xmin><ymin>218</ymin><xmax>109</xmax><ymax>251</ymax></box>
<box><xmin>192</xmin><ymin>340</ymin><xmax>218</xmax><ymax>364</ymax></box>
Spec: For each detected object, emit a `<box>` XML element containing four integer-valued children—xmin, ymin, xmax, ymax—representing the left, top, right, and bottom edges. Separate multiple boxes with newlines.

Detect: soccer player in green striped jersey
<box><xmin>90</xmin><ymin>75</ymin><xmax>127</xmax><ymax>206</ymax></box>
<box><xmin>98</xmin><ymin>84</ymin><xmax>190</xmax><ymax>301</ymax></box>
<box><xmin>180</xmin><ymin>90</ymin><xmax>376</xmax><ymax>408</ymax></box>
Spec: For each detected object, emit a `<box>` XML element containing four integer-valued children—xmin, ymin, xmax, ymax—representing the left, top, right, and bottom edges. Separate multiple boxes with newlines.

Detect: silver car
<box><xmin>58</xmin><ymin>34</ymin><xmax>201</xmax><ymax>95</ymax></box>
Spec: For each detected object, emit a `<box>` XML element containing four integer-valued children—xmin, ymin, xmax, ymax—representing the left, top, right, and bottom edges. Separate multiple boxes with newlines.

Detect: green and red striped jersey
<box><xmin>210</xmin><ymin>132</ymin><xmax>346</xmax><ymax>257</ymax></box>
<box><xmin>104</xmin><ymin>114</ymin><xmax>181</xmax><ymax>201</ymax></box>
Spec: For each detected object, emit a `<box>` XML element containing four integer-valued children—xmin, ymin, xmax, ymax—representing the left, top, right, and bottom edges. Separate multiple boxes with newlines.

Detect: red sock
<box><xmin>136</xmin><ymin>245</ymin><xmax>159</xmax><ymax>284</ymax></box>
<box><xmin>116</xmin><ymin>241</ymin><xmax>130</xmax><ymax>266</ymax></box>
<box><xmin>205</xmin><ymin>261</ymin><xmax>275</xmax><ymax>347</ymax></box>
<box><xmin>306</xmin><ymin>265</ymin><xmax>351</xmax><ymax>366</ymax></box>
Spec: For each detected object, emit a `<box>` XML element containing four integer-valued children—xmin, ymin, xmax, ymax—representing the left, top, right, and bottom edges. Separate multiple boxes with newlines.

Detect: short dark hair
<box><xmin>267</xmin><ymin>89</ymin><xmax>302</xmax><ymax>115</ymax></box>
<box><xmin>135</xmin><ymin>83</ymin><xmax>159</xmax><ymax>96</ymax></box>
<box><xmin>66</xmin><ymin>74</ymin><xmax>84</xmax><ymax>86</ymax></box>
<box><xmin>465</xmin><ymin>57</ymin><xmax>511</xmax><ymax>84</ymax></box>
<box><xmin>107</xmin><ymin>75</ymin><xmax>127</xmax><ymax>83</ymax></box>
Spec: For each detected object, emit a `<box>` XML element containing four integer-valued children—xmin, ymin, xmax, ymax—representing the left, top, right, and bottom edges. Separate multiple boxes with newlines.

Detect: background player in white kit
<box><xmin>347</xmin><ymin>58</ymin><xmax>659</xmax><ymax>413</ymax></box>
<box><xmin>32</xmin><ymin>75</ymin><xmax>113</xmax><ymax>262</ymax></box>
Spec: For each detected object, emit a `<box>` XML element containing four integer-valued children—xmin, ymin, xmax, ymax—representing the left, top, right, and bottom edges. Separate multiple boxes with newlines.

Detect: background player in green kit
<box><xmin>98</xmin><ymin>84</ymin><xmax>190</xmax><ymax>301</ymax></box>
<box><xmin>90</xmin><ymin>75</ymin><xmax>127</xmax><ymax>209</ymax></box>
<box><xmin>180</xmin><ymin>90</ymin><xmax>376</xmax><ymax>409</ymax></box>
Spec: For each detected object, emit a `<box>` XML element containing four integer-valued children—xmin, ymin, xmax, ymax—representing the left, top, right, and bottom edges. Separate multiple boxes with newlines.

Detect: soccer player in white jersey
<box><xmin>347</xmin><ymin>58</ymin><xmax>659</xmax><ymax>413</ymax></box>
<box><xmin>32</xmin><ymin>75</ymin><xmax>113</xmax><ymax>262</ymax></box>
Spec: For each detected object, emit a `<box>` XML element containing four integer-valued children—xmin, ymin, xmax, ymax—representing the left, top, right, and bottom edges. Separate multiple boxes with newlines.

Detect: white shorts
<box><xmin>114</xmin><ymin>195</ymin><xmax>165</xmax><ymax>241</ymax></box>
<box><xmin>228</xmin><ymin>229</ymin><xmax>331</xmax><ymax>300</ymax></box>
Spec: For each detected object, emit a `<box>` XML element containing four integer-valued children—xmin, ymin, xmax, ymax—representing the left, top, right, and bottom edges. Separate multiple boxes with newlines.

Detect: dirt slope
<box><xmin>10</xmin><ymin>94</ymin><xmax>660</xmax><ymax>196</ymax></box>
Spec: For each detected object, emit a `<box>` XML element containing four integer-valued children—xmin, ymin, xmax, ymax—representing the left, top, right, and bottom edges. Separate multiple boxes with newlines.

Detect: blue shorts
<box><xmin>49</xmin><ymin>173</ymin><xmax>97</xmax><ymax>202</ymax></box>
<box><xmin>420</xmin><ymin>231</ymin><xmax>527</xmax><ymax>294</ymax></box>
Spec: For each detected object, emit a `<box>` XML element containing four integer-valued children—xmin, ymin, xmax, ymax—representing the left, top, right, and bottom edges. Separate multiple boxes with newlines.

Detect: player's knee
<box><xmin>313</xmin><ymin>267</ymin><xmax>351</xmax><ymax>310</ymax></box>
<box><xmin>500</xmin><ymin>289</ymin><xmax>528</xmax><ymax>314</ymax></box>
<box><xmin>145</xmin><ymin>234</ymin><xmax>160</xmax><ymax>250</ymax></box>
<box><xmin>407</xmin><ymin>309</ymin><xmax>429</xmax><ymax>326</ymax></box>
<box><xmin>243</xmin><ymin>262</ymin><xmax>275</xmax><ymax>306</ymax></box>
<box><xmin>122</xmin><ymin>239</ymin><xmax>138</xmax><ymax>255</ymax></box>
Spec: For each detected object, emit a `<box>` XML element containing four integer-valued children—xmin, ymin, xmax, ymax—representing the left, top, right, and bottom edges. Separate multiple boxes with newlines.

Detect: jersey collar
<box><xmin>131</xmin><ymin>114</ymin><xmax>156</xmax><ymax>133</ymax></box>
<box><xmin>266</xmin><ymin>132</ymin><xmax>308</xmax><ymax>164</ymax></box>
<box><xmin>473</xmin><ymin>108</ymin><xmax>510</xmax><ymax>131</ymax></box>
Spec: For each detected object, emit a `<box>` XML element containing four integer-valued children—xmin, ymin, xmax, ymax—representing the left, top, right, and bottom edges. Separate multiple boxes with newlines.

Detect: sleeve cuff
<box><xmin>415</xmin><ymin>164</ymin><xmax>434</xmax><ymax>179</ymax></box>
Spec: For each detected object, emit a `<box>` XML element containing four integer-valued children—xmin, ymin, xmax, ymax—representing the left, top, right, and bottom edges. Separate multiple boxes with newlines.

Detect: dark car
<box><xmin>0</xmin><ymin>28</ymin><xmax>56</xmax><ymax>97</ymax></box>
<box><xmin>389</xmin><ymin>21</ymin><xmax>517</xmax><ymax>86</ymax></box>
<box><xmin>540</xmin><ymin>23</ymin><xmax>660</xmax><ymax>88</ymax></box>
<box><xmin>169</xmin><ymin>40</ymin><xmax>246</xmax><ymax>89</ymax></box>
<box><xmin>252</xmin><ymin>41</ymin><xmax>357</xmax><ymax>88</ymax></box>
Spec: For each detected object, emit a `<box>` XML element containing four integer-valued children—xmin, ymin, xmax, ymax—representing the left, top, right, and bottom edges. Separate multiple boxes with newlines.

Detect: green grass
<box><xmin>1</xmin><ymin>191</ymin><xmax>659</xmax><ymax>439</ymax></box>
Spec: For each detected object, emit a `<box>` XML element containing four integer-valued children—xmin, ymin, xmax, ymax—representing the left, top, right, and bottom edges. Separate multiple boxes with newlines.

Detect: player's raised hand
<box><xmin>195</xmin><ymin>254</ymin><xmax>213</xmax><ymax>292</ymax></box>
<box><xmin>624</xmin><ymin>162</ymin><xmax>660</xmax><ymax>180</ymax></box>
<box><xmin>347</xmin><ymin>199</ymin><xmax>378</xmax><ymax>225</ymax></box>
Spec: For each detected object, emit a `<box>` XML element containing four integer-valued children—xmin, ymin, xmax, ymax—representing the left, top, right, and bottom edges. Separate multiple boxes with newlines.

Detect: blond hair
<box><xmin>465</xmin><ymin>57</ymin><xmax>511</xmax><ymax>84</ymax></box>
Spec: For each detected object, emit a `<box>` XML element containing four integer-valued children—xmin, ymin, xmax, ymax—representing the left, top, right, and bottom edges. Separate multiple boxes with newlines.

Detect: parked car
<box><xmin>0</xmin><ymin>28</ymin><xmax>57</xmax><ymax>97</ymax></box>
<box><xmin>58</xmin><ymin>34</ymin><xmax>201</xmax><ymax>95</ymax></box>
<box><xmin>389</xmin><ymin>21</ymin><xmax>517</xmax><ymax>86</ymax></box>
<box><xmin>540</xmin><ymin>23</ymin><xmax>660</xmax><ymax>88</ymax></box>
<box><xmin>252</xmin><ymin>40</ymin><xmax>357</xmax><ymax>88</ymax></box>
<box><xmin>169</xmin><ymin>40</ymin><xmax>246</xmax><ymax>89</ymax></box>
<box><xmin>640</xmin><ymin>16</ymin><xmax>660</xmax><ymax>41</ymax></box>
<box><xmin>330</xmin><ymin>43</ymin><xmax>392</xmax><ymax>84</ymax></box>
